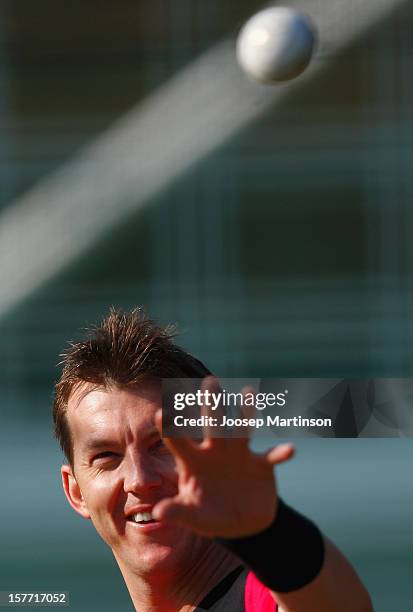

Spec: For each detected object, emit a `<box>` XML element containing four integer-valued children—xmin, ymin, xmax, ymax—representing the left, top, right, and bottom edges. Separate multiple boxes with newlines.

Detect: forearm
<box><xmin>273</xmin><ymin>537</ymin><xmax>373</xmax><ymax>612</ymax></box>
<box><xmin>218</xmin><ymin>500</ymin><xmax>373</xmax><ymax>612</ymax></box>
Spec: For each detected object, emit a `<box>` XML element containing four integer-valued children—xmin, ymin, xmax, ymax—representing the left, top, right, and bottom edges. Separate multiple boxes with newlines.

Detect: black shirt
<box><xmin>195</xmin><ymin>566</ymin><xmax>248</xmax><ymax>611</ymax></box>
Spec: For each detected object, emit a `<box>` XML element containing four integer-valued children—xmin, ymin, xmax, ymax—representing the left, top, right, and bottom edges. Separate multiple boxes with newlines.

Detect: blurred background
<box><xmin>0</xmin><ymin>0</ymin><xmax>412</xmax><ymax>610</ymax></box>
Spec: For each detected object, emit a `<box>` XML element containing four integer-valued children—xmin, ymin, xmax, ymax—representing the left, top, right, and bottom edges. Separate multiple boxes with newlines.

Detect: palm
<box><xmin>153</xmin><ymin>417</ymin><xmax>294</xmax><ymax>538</ymax></box>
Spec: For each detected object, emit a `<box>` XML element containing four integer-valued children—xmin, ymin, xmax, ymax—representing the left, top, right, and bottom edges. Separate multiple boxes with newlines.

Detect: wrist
<box><xmin>217</xmin><ymin>499</ymin><xmax>325</xmax><ymax>593</ymax></box>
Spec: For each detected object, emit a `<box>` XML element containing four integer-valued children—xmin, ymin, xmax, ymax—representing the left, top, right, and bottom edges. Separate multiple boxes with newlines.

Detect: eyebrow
<box><xmin>83</xmin><ymin>439</ymin><xmax>118</xmax><ymax>454</ymax></box>
<box><xmin>83</xmin><ymin>428</ymin><xmax>160</xmax><ymax>454</ymax></box>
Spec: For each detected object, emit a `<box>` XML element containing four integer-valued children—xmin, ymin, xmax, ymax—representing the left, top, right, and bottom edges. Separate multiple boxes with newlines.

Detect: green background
<box><xmin>0</xmin><ymin>1</ymin><xmax>412</xmax><ymax>609</ymax></box>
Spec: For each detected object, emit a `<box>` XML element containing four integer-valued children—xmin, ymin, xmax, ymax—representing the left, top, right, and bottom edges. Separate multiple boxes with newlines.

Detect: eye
<box><xmin>93</xmin><ymin>451</ymin><xmax>118</xmax><ymax>462</ymax></box>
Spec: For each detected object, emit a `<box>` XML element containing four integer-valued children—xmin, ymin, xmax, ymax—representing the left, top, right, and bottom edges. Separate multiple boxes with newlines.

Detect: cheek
<box><xmin>82</xmin><ymin>473</ymin><xmax>123</xmax><ymax>517</ymax></box>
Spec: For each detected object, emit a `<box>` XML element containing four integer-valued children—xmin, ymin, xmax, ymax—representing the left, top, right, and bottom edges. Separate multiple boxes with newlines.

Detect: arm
<box><xmin>273</xmin><ymin>537</ymin><xmax>373</xmax><ymax>612</ymax></box>
<box><xmin>153</xmin><ymin>378</ymin><xmax>373</xmax><ymax>612</ymax></box>
<box><xmin>219</xmin><ymin>498</ymin><xmax>372</xmax><ymax>612</ymax></box>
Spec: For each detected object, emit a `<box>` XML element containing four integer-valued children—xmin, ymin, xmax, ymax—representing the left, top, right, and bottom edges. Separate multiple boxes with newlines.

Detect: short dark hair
<box><xmin>53</xmin><ymin>308</ymin><xmax>210</xmax><ymax>465</ymax></box>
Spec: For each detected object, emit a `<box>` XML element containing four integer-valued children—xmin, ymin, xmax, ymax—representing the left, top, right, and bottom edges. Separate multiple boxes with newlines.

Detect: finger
<box><xmin>155</xmin><ymin>409</ymin><xmax>198</xmax><ymax>460</ymax></box>
<box><xmin>240</xmin><ymin>385</ymin><xmax>256</xmax><ymax>440</ymax></box>
<box><xmin>154</xmin><ymin>409</ymin><xmax>163</xmax><ymax>435</ymax></box>
<box><xmin>241</xmin><ymin>385</ymin><xmax>256</xmax><ymax>417</ymax></box>
<box><xmin>221</xmin><ymin>385</ymin><xmax>257</xmax><ymax>447</ymax></box>
<box><xmin>263</xmin><ymin>443</ymin><xmax>295</xmax><ymax>466</ymax></box>
<box><xmin>200</xmin><ymin>376</ymin><xmax>226</xmax><ymax>443</ymax></box>
<box><xmin>152</xmin><ymin>497</ymin><xmax>196</xmax><ymax>526</ymax></box>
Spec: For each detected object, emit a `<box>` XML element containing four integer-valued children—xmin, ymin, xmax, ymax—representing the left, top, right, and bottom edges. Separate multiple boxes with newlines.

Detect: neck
<box><xmin>119</xmin><ymin>540</ymin><xmax>240</xmax><ymax>612</ymax></box>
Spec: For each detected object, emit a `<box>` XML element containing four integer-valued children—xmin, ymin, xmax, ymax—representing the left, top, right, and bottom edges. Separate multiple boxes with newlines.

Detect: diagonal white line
<box><xmin>0</xmin><ymin>0</ymin><xmax>407</xmax><ymax>317</ymax></box>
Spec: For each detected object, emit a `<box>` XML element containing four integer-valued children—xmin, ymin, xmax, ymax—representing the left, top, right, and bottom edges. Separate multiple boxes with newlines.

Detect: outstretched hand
<box><xmin>152</xmin><ymin>377</ymin><xmax>294</xmax><ymax>539</ymax></box>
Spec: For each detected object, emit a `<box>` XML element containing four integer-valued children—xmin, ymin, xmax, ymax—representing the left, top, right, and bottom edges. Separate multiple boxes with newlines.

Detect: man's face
<box><xmin>63</xmin><ymin>381</ymin><xmax>206</xmax><ymax>578</ymax></box>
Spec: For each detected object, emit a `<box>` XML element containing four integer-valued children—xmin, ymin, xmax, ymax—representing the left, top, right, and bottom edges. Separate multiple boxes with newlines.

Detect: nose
<box><xmin>123</xmin><ymin>451</ymin><xmax>162</xmax><ymax>494</ymax></box>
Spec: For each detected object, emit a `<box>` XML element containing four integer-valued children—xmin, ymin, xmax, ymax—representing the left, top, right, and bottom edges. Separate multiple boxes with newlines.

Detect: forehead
<box><xmin>67</xmin><ymin>382</ymin><xmax>162</xmax><ymax>449</ymax></box>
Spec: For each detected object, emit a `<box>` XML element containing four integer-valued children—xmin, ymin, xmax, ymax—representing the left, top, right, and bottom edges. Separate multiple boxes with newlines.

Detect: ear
<box><xmin>61</xmin><ymin>464</ymin><xmax>91</xmax><ymax>520</ymax></box>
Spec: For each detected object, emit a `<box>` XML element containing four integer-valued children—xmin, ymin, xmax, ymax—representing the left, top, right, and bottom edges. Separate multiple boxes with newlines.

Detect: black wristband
<box><xmin>217</xmin><ymin>499</ymin><xmax>325</xmax><ymax>593</ymax></box>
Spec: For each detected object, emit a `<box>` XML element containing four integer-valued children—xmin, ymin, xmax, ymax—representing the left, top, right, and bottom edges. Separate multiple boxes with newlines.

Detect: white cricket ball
<box><xmin>236</xmin><ymin>6</ymin><xmax>316</xmax><ymax>83</ymax></box>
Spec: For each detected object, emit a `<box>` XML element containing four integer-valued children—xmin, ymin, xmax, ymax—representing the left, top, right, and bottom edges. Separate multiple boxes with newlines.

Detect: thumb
<box><xmin>152</xmin><ymin>497</ymin><xmax>194</xmax><ymax>526</ymax></box>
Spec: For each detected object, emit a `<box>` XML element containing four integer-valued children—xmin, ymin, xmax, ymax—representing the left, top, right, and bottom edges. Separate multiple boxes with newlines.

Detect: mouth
<box><xmin>125</xmin><ymin>508</ymin><xmax>164</xmax><ymax>533</ymax></box>
<box><xmin>128</xmin><ymin>511</ymin><xmax>156</xmax><ymax>525</ymax></box>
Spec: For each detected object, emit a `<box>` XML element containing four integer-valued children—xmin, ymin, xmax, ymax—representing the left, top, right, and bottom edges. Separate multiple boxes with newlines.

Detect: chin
<box><xmin>115</xmin><ymin>529</ymin><xmax>206</xmax><ymax>578</ymax></box>
<box><xmin>115</xmin><ymin>540</ymin><xmax>185</xmax><ymax>577</ymax></box>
